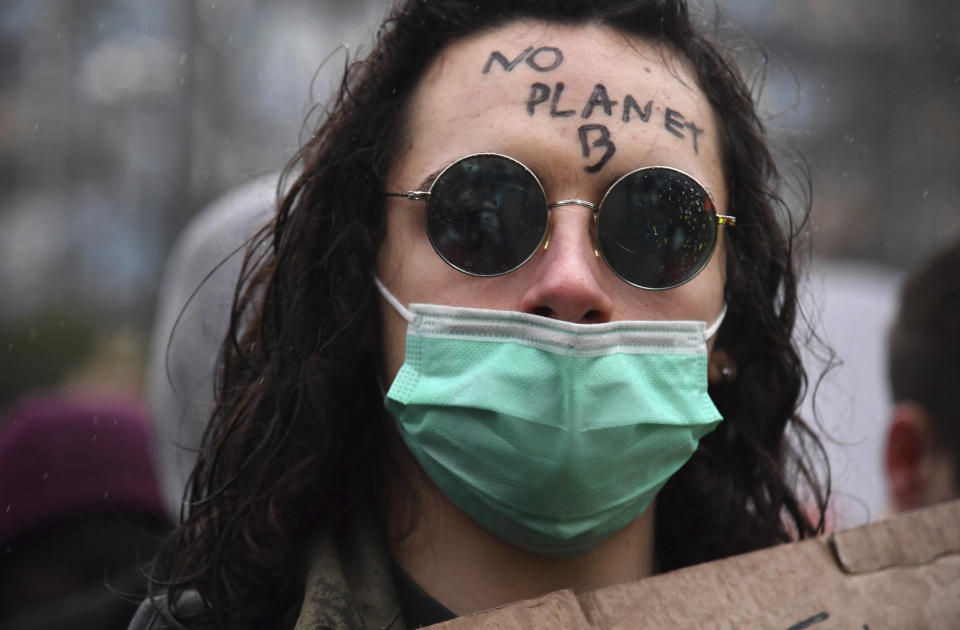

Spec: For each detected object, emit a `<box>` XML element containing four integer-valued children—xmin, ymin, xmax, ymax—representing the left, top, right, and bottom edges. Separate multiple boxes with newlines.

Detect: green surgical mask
<box><xmin>376</xmin><ymin>278</ymin><xmax>724</xmax><ymax>557</ymax></box>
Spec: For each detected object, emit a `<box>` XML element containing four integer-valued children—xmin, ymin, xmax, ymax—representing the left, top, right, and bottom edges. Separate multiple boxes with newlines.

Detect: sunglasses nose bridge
<box><xmin>547</xmin><ymin>198</ymin><xmax>598</xmax><ymax>212</ymax></box>
<box><xmin>543</xmin><ymin>199</ymin><xmax>600</xmax><ymax>257</ymax></box>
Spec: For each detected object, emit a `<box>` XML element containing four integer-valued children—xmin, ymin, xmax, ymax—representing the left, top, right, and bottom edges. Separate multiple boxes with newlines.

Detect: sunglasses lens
<box><xmin>426</xmin><ymin>155</ymin><xmax>548</xmax><ymax>276</ymax></box>
<box><xmin>597</xmin><ymin>168</ymin><xmax>718</xmax><ymax>289</ymax></box>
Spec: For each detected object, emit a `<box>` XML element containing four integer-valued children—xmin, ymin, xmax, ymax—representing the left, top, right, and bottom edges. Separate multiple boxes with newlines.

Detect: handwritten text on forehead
<box><xmin>482</xmin><ymin>46</ymin><xmax>564</xmax><ymax>73</ymax></box>
<box><xmin>483</xmin><ymin>46</ymin><xmax>704</xmax><ymax>173</ymax></box>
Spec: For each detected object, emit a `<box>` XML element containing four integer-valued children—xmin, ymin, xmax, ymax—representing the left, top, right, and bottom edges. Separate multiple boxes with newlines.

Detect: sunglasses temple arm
<box><xmin>384</xmin><ymin>191</ymin><xmax>431</xmax><ymax>202</ymax></box>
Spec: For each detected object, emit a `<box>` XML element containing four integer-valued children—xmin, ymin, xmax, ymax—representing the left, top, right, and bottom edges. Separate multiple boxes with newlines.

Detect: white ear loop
<box><xmin>374</xmin><ymin>276</ymin><xmax>411</xmax><ymax>398</ymax></box>
<box><xmin>374</xmin><ymin>276</ymin><xmax>415</xmax><ymax>323</ymax></box>
<box><xmin>703</xmin><ymin>304</ymin><xmax>727</xmax><ymax>341</ymax></box>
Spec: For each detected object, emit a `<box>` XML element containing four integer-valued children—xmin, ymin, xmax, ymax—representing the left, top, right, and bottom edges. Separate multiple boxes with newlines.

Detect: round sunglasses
<box><xmin>385</xmin><ymin>153</ymin><xmax>735</xmax><ymax>290</ymax></box>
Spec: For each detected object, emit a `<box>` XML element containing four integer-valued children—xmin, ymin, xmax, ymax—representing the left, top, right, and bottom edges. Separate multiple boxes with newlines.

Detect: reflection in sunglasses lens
<box><xmin>597</xmin><ymin>168</ymin><xmax>716</xmax><ymax>289</ymax></box>
<box><xmin>423</xmin><ymin>156</ymin><xmax>717</xmax><ymax>288</ymax></box>
<box><xmin>427</xmin><ymin>155</ymin><xmax>548</xmax><ymax>276</ymax></box>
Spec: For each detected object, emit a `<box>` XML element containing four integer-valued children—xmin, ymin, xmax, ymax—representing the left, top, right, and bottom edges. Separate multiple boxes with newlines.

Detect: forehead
<box><xmin>399</xmin><ymin>21</ymin><xmax>725</xmax><ymax>203</ymax></box>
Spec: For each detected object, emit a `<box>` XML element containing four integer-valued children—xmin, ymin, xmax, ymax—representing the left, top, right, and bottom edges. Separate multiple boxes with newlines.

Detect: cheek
<box><xmin>707</xmin><ymin>231</ymin><xmax>728</xmax><ymax>293</ymax></box>
<box><xmin>376</xmin><ymin>215</ymin><xmax>410</xmax><ymax>387</ymax></box>
<box><xmin>377</xmin><ymin>207</ymin><xmax>412</xmax><ymax>281</ymax></box>
<box><xmin>611</xmin><ymin>243</ymin><xmax>727</xmax><ymax>323</ymax></box>
<box><xmin>380</xmin><ymin>299</ymin><xmax>407</xmax><ymax>388</ymax></box>
<box><xmin>695</xmin><ymin>238</ymin><xmax>728</xmax><ymax>318</ymax></box>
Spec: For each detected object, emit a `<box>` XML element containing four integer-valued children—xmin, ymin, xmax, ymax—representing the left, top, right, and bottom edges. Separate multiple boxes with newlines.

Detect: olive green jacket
<box><xmin>295</xmin><ymin>516</ymin><xmax>405</xmax><ymax>630</ymax></box>
<box><xmin>128</xmin><ymin>515</ymin><xmax>406</xmax><ymax>630</ymax></box>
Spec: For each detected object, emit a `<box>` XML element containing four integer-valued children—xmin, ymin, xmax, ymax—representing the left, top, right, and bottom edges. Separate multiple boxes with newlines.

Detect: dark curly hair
<box><xmin>151</xmin><ymin>0</ymin><xmax>828</xmax><ymax>626</ymax></box>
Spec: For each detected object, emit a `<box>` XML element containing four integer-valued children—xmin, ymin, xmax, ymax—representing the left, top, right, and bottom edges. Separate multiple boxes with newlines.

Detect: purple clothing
<box><xmin>0</xmin><ymin>393</ymin><xmax>167</xmax><ymax>544</ymax></box>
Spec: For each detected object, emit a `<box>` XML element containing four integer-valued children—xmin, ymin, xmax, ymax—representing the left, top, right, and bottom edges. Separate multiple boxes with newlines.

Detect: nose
<box><xmin>518</xmin><ymin>205</ymin><xmax>614</xmax><ymax>324</ymax></box>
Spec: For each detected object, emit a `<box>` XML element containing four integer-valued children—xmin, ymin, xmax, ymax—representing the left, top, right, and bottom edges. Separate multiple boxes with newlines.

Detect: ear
<box><xmin>884</xmin><ymin>401</ymin><xmax>935</xmax><ymax>512</ymax></box>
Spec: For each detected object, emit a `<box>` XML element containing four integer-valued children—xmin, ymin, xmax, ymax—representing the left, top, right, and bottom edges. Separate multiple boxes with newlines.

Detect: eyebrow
<box><xmin>409</xmin><ymin>157</ymin><xmax>702</xmax><ymax>202</ymax></box>
<box><xmin>415</xmin><ymin>169</ymin><xmax>442</xmax><ymax>192</ymax></box>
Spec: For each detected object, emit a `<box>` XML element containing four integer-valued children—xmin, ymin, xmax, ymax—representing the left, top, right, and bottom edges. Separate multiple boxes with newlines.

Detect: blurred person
<box><xmin>794</xmin><ymin>260</ymin><xmax>901</xmax><ymax>529</ymax></box>
<box><xmin>885</xmin><ymin>235</ymin><xmax>960</xmax><ymax>512</ymax></box>
<box><xmin>135</xmin><ymin>1</ymin><xmax>829</xmax><ymax>628</ymax></box>
<box><xmin>146</xmin><ymin>175</ymin><xmax>276</xmax><ymax>520</ymax></box>
<box><xmin>0</xmin><ymin>394</ymin><xmax>171</xmax><ymax>629</ymax></box>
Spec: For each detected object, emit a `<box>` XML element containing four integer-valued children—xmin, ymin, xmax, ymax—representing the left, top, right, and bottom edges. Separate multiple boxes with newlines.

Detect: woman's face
<box><xmin>378</xmin><ymin>21</ymin><xmax>729</xmax><ymax>385</ymax></box>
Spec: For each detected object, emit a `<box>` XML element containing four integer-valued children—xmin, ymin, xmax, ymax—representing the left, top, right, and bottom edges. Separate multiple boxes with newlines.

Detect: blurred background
<box><xmin>0</xmin><ymin>0</ymin><xmax>958</xmax><ymax>537</ymax></box>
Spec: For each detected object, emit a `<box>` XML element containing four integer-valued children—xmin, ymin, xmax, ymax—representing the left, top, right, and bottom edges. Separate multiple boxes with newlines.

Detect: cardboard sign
<box><xmin>430</xmin><ymin>499</ymin><xmax>960</xmax><ymax>629</ymax></box>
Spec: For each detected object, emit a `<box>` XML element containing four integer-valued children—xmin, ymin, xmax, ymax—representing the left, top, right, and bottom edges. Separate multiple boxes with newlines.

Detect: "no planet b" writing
<box><xmin>482</xmin><ymin>46</ymin><xmax>704</xmax><ymax>173</ymax></box>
